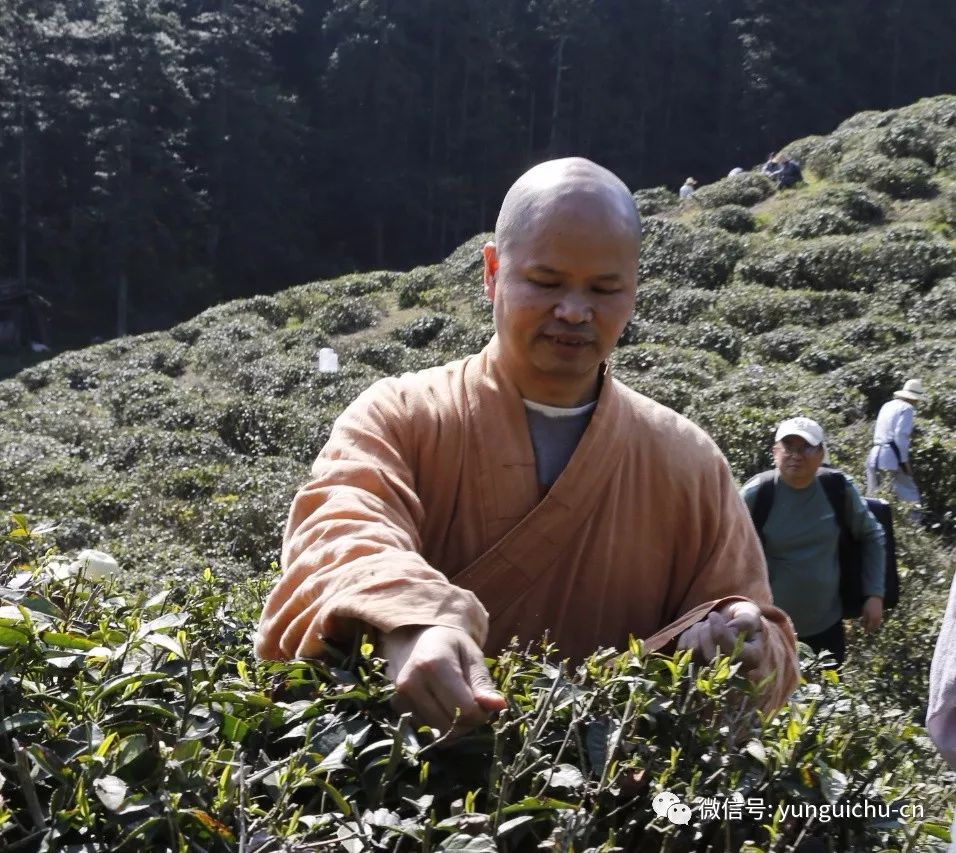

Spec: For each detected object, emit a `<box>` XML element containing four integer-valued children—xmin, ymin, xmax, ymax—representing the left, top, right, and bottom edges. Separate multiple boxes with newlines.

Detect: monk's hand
<box><xmin>677</xmin><ymin>601</ymin><xmax>766</xmax><ymax>676</ymax></box>
<box><xmin>862</xmin><ymin>596</ymin><xmax>883</xmax><ymax>633</ymax></box>
<box><xmin>381</xmin><ymin>625</ymin><xmax>507</xmax><ymax>736</ymax></box>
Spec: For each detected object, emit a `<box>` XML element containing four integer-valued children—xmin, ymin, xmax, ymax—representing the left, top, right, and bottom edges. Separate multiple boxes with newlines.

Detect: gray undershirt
<box><xmin>523</xmin><ymin>399</ymin><xmax>597</xmax><ymax>487</ymax></box>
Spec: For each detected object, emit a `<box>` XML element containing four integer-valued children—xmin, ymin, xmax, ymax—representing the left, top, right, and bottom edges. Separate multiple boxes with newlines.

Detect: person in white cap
<box><xmin>865</xmin><ymin>379</ymin><xmax>925</xmax><ymax>504</ymax></box>
<box><xmin>741</xmin><ymin>417</ymin><xmax>886</xmax><ymax>665</ymax></box>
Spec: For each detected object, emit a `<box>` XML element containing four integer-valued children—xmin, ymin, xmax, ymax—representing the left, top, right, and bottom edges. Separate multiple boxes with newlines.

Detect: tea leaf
<box><xmin>93</xmin><ymin>775</ymin><xmax>128</xmax><ymax>811</ymax></box>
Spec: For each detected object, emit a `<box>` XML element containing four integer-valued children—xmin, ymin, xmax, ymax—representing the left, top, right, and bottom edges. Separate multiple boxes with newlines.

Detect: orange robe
<box><xmin>256</xmin><ymin>336</ymin><xmax>799</xmax><ymax>710</ymax></box>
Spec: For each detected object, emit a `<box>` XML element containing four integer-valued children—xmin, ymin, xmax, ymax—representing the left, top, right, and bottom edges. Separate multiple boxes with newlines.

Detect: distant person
<box><xmin>256</xmin><ymin>157</ymin><xmax>799</xmax><ymax>734</ymax></box>
<box><xmin>727</xmin><ymin>167</ymin><xmax>745</xmax><ymax>178</ymax></box>
<box><xmin>742</xmin><ymin>417</ymin><xmax>885</xmax><ymax>665</ymax></box>
<box><xmin>777</xmin><ymin>156</ymin><xmax>803</xmax><ymax>189</ymax></box>
<box><xmin>763</xmin><ymin>153</ymin><xmax>802</xmax><ymax>189</ymax></box>
<box><xmin>679</xmin><ymin>177</ymin><xmax>698</xmax><ymax>200</ymax></box>
<box><xmin>866</xmin><ymin>379</ymin><xmax>924</xmax><ymax>506</ymax></box>
<box><xmin>928</xmin><ymin>573</ymin><xmax>956</xmax><ymax>842</ymax></box>
<box><xmin>762</xmin><ymin>153</ymin><xmax>783</xmax><ymax>180</ymax></box>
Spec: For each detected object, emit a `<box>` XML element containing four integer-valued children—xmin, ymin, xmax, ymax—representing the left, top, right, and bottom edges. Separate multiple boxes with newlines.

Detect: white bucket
<box><xmin>318</xmin><ymin>347</ymin><xmax>339</xmax><ymax>373</ymax></box>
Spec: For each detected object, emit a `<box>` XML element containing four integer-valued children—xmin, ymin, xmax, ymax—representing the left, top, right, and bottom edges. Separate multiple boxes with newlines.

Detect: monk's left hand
<box><xmin>677</xmin><ymin>601</ymin><xmax>766</xmax><ymax>675</ymax></box>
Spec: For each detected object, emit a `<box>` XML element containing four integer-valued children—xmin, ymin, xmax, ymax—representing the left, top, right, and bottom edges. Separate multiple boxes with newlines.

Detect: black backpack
<box><xmin>747</xmin><ymin>468</ymin><xmax>899</xmax><ymax>619</ymax></box>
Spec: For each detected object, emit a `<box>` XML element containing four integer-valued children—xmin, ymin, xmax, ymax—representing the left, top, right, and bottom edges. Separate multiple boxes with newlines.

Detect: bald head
<box><xmin>494</xmin><ymin>158</ymin><xmax>642</xmax><ymax>255</ymax></box>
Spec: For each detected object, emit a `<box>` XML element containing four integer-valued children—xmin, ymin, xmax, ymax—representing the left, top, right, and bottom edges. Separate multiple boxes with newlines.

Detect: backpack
<box><xmin>747</xmin><ymin>468</ymin><xmax>899</xmax><ymax>619</ymax></box>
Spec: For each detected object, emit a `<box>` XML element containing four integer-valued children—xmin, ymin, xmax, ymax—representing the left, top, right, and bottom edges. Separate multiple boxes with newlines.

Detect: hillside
<box><xmin>2</xmin><ymin>96</ymin><xmax>954</xmax><ymax>587</ymax></box>
<box><xmin>2</xmin><ymin>95</ymin><xmax>956</xmax><ymax>852</ymax></box>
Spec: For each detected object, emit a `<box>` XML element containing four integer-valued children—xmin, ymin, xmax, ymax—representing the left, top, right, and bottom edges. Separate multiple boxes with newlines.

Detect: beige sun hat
<box><xmin>893</xmin><ymin>378</ymin><xmax>925</xmax><ymax>403</ymax></box>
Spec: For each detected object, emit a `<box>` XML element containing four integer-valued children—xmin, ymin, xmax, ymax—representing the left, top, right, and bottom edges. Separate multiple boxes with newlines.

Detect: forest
<box><xmin>2</xmin><ymin>0</ymin><xmax>956</xmax><ymax>345</ymax></box>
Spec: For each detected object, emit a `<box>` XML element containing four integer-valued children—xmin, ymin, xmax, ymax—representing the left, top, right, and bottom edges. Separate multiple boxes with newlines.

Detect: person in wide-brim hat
<box><xmin>866</xmin><ymin>378</ymin><xmax>926</xmax><ymax>507</ymax></box>
<box><xmin>893</xmin><ymin>378</ymin><xmax>925</xmax><ymax>404</ymax></box>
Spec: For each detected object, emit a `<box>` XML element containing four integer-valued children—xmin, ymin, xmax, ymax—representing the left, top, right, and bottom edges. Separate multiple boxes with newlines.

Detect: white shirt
<box><xmin>679</xmin><ymin>184</ymin><xmax>695</xmax><ymax>199</ymax></box>
<box><xmin>868</xmin><ymin>398</ymin><xmax>915</xmax><ymax>469</ymax></box>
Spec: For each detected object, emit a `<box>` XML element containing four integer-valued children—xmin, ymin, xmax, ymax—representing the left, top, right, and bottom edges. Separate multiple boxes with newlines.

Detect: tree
<box><xmin>185</xmin><ymin>0</ymin><xmax>307</xmax><ymax>298</ymax></box>
<box><xmin>69</xmin><ymin>0</ymin><xmax>196</xmax><ymax>336</ymax></box>
<box><xmin>0</xmin><ymin>3</ymin><xmax>59</xmax><ymax>292</ymax></box>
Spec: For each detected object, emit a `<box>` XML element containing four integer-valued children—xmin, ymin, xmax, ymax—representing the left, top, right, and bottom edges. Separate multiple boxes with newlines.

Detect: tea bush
<box><xmin>783</xmin><ymin>136</ymin><xmax>843</xmax><ymax>179</ymax></box>
<box><xmin>0</xmin><ymin>519</ymin><xmax>951</xmax><ymax>853</ymax></box>
<box><xmin>770</xmin><ymin>207</ymin><xmax>862</xmax><ymax>240</ymax></box>
<box><xmin>634</xmin><ymin>281</ymin><xmax>717</xmax><ymax>325</ymax></box>
<box><xmin>696</xmin><ymin>205</ymin><xmax>757</xmax><ymax>234</ymax></box>
<box><xmin>736</xmin><ymin>237</ymin><xmax>869</xmax><ymax>292</ymax></box>
<box><xmin>810</xmin><ymin>187</ymin><xmax>885</xmax><ymax>224</ymax></box>
<box><xmin>877</xmin><ymin>119</ymin><xmax>939</xmax><ymax>165</ymax></box>
<box><xmin>392</xmin><ymin>315</ymin><xmax>452</xmax><ymax>349</ymax></box>
<box><xmin>831</xmin><ymin>317</ymin><xmax>914</xmax><ymax>349</ymax></box>
<box><xmin>836</xmin><ymin>155</ymin><xmax>935</xmax><ymax>199</ymax></box>
<box><xmin>938</xmin><ymin>140</ymin><xmax>956</xmax><ymax>172</ymax></box>
<box><xmin>747</xmin><ymin>326</ymin><xmax>816</xmax><ymax>363</ymax></box>
<box><xmin>911</xmin><ymin>419</ymin><xmax>956</xmax><ymax>526</ymax></box>
<box><xmin>316</xmin><ymin>297</ymin><xmax>382</xmax><ymax>335</ymax></box>
<box><xmin>693</xmin><ymin>173</ymin><xmax>776</xmax><ymax>209</ymax></box>
<box><xmin>633</xmin><ymin>187</ymin><xmax>678</xmax><ymax>216</ymax></box>
<box><xmin>715</xmin><ymin>286</ymin><xmax>865</xmax><ymax>334</ymax></box>
<box><xmin>396</xmin><ymin>267</ymin><xmax>447</xmax><ymax>310</ymax></box>
<box><xmin>795</xmin><ymin>343</ymin><xmax>862</xmax><ymax>375</ymax></box>
<box><xmin>640</xmin><ymin>220</ymin><xmax>745</xmax><ymax>290</ymax></box>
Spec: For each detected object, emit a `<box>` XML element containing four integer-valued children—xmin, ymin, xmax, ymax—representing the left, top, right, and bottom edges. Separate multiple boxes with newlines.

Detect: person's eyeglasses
<box><xmin>775</xmin><ymin>442</ymin><xmax>817</xmax><ymax>457</ymax></box>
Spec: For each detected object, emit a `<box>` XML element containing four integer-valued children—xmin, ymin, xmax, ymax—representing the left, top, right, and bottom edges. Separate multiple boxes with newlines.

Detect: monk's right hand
<box><xmin>381</xmin><ymin>625</ymin><xmax>507</xmax><ymax>735</ymax></box>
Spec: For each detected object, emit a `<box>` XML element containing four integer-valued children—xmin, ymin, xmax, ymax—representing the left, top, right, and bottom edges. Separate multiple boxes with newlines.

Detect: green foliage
<box><xmin>911</xmin><ymin>420</ymin><xmax>956</xmax><ymax>527</ymax></box>
<box><xmin>811</xmin><ymin>186</ymin><xmax>886</xmax><ymax>224</ymax></box>
<box><xmin>716</xmin><ymin>286</ymin><xmax>865</xmax><ymax>333</ymax></box>
<box><xmin>696</xmin><ymin>205</ymin><xmax>757</xmax><ymax>234</ymax></box>
<box><xmin>848</xmin><ymin>511</ymin><xmax>954</xmax><ymax>711</ymax></box>
<box><xmin>354</xmin><ymin>341</ymin><xmax>409</xmax><ymax>374</ymax></box>
<box><xmin>633</xmin><ymin>187</ymin><xmax>678</xmax><ymax>217</ymax></box>
<box><xmin>396</xmin><ymin>267</ymin><xmax>448</xmax><ymax>310</ymax></box>
<box><xmin>641</xmin><ymin>220</ymin><xmax>745</xmax><ymax>290</ymax></box>
<box><xmin>392</xmin><ymin>315</ymin><xmax>452</xmax><ymax>349</ymax></box>
<box><xmin>747</xmin><ymin>326</ymin><xmax>816</xmax><ymax>363</ymax></box>
<box><xmin>836</xmin><ymin>155</ymin><xmax>935</xmax><ymax>199</ymax></box>
<box><xmin>693</xmin><ymin>174</ymin><xmax>776</xmax><ymax>209</ymax></box>
<box><xmin>635</xmin><ymin>281</ymin><xmax>717</xmax><ymax>324</ymax></box>
<box><xmin>317</xmin><ymin>297</ymin><xmax>382</xmax><ymax>336</ymax></box>
<box><xmin>736</xmin><ymin>237</ymin><xmax>870</xmax><ymax>292</ymax></box>
<box><xmin>877</xmin><ymin>119</ymin><xmax>940</xmax><ymax>165</ymax></box>
<box><xmin>0</xmin><ymin>521</ymin><xmax>950</xmax><ymax>852</ymax></box>
<box><xmin>784</xmin><ymin>136</ymin><xmax>844</xmax><ymax>179</ymax></box>
<box><xmin>737</xmin><ymin>230</ymin><xmax>955</xmax><ymax>292</ymax></box>
<box><xmin>771</xmin><ymin>207</ymin><xmax>863</xmax><ymax>240</ymax></box>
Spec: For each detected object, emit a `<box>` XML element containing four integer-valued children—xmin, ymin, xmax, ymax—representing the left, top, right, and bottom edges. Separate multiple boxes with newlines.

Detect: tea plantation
<box><xmin>1</xmin><ymin>96</ymin><xmax>955</xmax><ymax>850</ymax></box>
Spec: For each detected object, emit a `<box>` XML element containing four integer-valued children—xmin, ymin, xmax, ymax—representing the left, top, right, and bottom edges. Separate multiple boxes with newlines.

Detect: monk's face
<box><xmin>482</xmin><ymin>195</ymin><xmax>639</xmax><ymax>406</ymax></box>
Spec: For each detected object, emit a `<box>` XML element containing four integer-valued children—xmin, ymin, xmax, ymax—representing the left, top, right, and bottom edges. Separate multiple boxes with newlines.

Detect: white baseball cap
<box><xmin>774</xmin><ymin>416</ymin><xmax>824</xmax><ymax>447</ymax></box>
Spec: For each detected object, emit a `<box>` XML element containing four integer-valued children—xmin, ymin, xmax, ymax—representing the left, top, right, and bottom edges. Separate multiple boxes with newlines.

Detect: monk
<box><xmin>256</xmin><ymin>157</ymin><xmax>799</xmax><ymax>733</ymax></box>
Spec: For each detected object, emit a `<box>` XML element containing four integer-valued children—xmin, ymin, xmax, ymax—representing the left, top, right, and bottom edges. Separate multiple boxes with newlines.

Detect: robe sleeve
<box><xmin>928</xmin><ymin>573</ymin><xmax>956</xmax><ymax>769</ymax></box>
<box><xmin>652</xmin><ymin>452</ymin><xmax>800</xmax><ymax>714</ymax></box>
<box><xmin>254</xmin><ymin>379</ymin><xmax>488</xmax><ymax>660</ymax></box>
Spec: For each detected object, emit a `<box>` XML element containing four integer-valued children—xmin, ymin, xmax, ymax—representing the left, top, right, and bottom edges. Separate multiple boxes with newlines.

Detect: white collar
<box><xmin>523</xmin><ymin>398</ymin><xmax>598</xmax><ymax>418</ymax></box>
